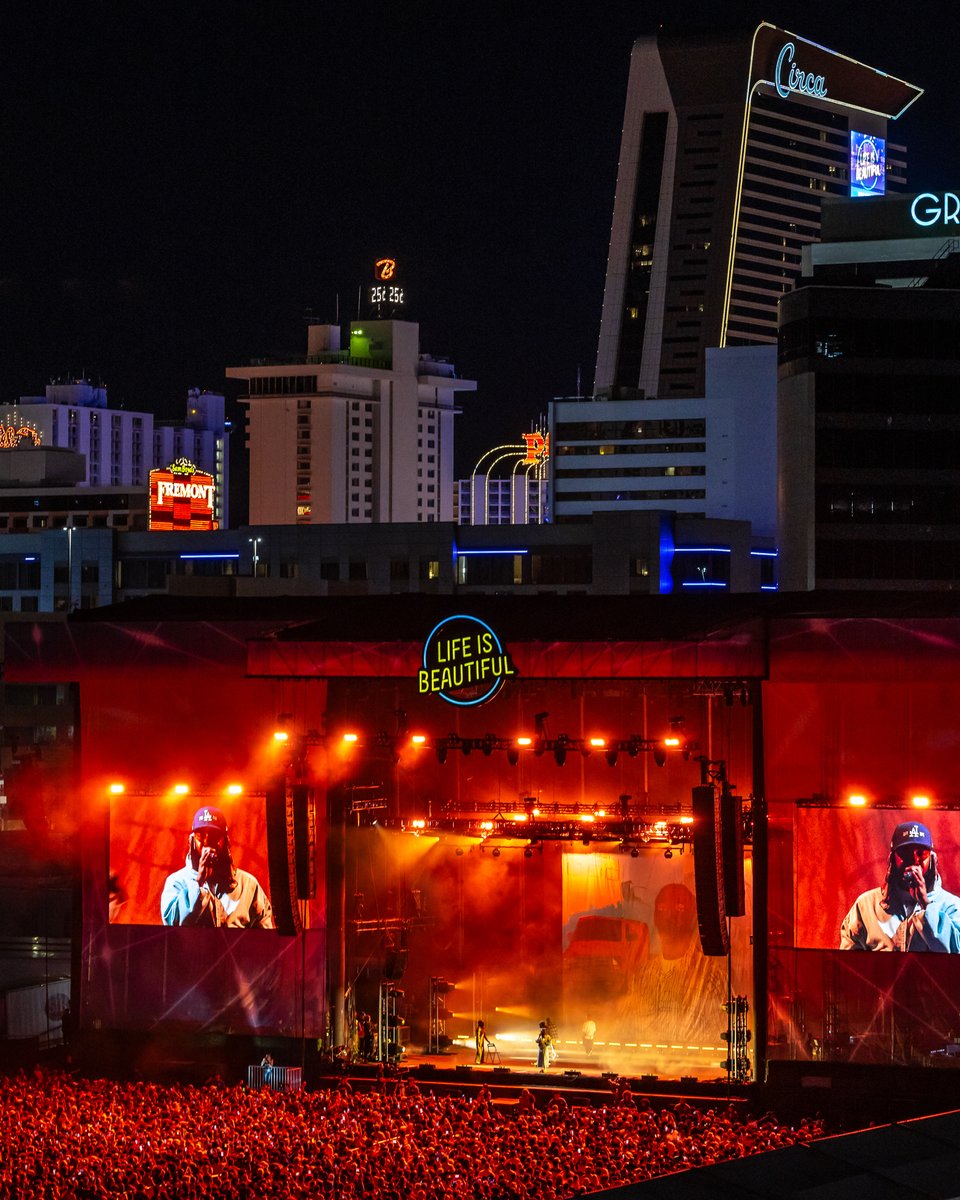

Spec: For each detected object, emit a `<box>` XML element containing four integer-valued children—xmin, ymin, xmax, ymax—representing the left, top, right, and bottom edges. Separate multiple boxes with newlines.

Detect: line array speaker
<box><xmin>692</xmin><ymin>783</ymin><xmax>729</xmax><ymax>956</ymax></box>
<box><xmin>266</xmin><ymin>778</ymin><xmax>303</xmax><ymax>936</ymax></box>
<box><xmin>720</xmin><ymin>783</ymin><xmax>745</xmax><ymax>917</ymax></box>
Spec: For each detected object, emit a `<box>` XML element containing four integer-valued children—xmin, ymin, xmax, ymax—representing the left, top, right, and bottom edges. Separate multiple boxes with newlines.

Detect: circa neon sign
<box><xmin>419</xmin><ymin>614</ymin><xmax>516</xmax><ymax>706</ymax></box>
<box><xmin>911</xmin><ymin>193</ymin><xmax>960</xmax><ymax>228</ymax></box>
<box><xmin>774</xmin><ymin>42</ymin><xmax>828</xmax><ymax>101</ymax></box>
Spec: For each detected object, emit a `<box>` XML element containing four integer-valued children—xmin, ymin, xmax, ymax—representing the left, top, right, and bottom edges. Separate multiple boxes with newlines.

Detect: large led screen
<box><xmin>796</xmin><ymin>808</ymin><xmax>960</xmax><ymax>951</ymax></box>
<box><xmin>850</xmin><ymin>130</ymin><xmax>886</xmax><ymax>197</ymax></box>
<box><xmin>109</xmin><ymin>794</ymin><xmax>274</xmax><ymax>929</ymax></box>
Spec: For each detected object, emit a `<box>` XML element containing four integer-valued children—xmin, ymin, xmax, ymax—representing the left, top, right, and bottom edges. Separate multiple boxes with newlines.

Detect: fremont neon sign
<box><xmin>149</xmin><ymin>458</ymin><xmax>218</xmax><ymax>531</ymax></box>
<box><xmin>419</xmin><ymin>614</ymin><xmax>516</xmax><ymax>706</ymax></box>
<box><xmin>774</xmin><ymin>42</ymin><xmax>828</xmax><ymax>101</ymax></box>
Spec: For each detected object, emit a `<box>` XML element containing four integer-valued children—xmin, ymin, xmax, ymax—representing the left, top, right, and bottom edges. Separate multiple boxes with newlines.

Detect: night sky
<box><xmin>0</xmin><ymin>2</ymin><xmax>953</xmax><ymax>492</ymax></box>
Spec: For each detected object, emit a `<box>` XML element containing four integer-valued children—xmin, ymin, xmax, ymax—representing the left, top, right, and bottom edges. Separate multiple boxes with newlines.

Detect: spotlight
<box><xmin>481</xmin><ymin>735</ymin><xmax>495</xmax><ymax>757</ymax></box>
<box><xmin>554</xmin><ymin>745</ymin><xmax>566</xmax><ymax>767</ymax></box>
<box><xmin>605</xmin><ymin>749</ymin><xmax>619</xmax><ymax>767</ymax></box>
<box><xmin>455</xmin><ymin>847</ymin><xmax>464</xmax><ymax>856</ymax></box>
<box><xmin>912</xmin><ymin>795</ymin><xmax>931</xmax><ymax>808</ymax></box>
<box><xmin>630</xmin><ymin>847</ymin><xmax>640</xmax><ymax>858</ymax></box>
<box><xmin>462</xmin><ymin>740</ymin><xmax>472</xmax><ymax>756</ymax></box>
<box><xmin>410</xmin><ymin>734</ymin><xmax>427</xmax><ymax>746</ymax></box>
<box><xmin>507</xmin><ymin>748</ymin><xmax>520</xmax><ymax>766</ymax></box>
<box><xmin>582</xmin><ymin>836</ymin><xmax>591</xmax><ymax>846</ymax></box>
<box><xmin>524</xmin><ymin>847</ymin><xmax>533</xmax><ymax>859</ymax></box>
<box><xmin>436</xmin><ymin>742</ymin><xmax>448</xmax><ymax>765</ymax></box>
<box><xmin>653</xmin><ymin>747</ymin><xmax>667</xmax><ymax>768</ymax></box>
<box><xmin>492</xmin><ymin>847</ymin><xmax>501</xmax><ymax>858</ymax></box>
<box><xmin>663</xmin><ymin>848</ymin><xmax>673</xmax><ymax>859</ymax></box>
<box><xmin>108</xmin><ymin>782</ymin><xmax>125</xmax><ymax>795</ymax></box>
<box><xmin>848</xmin><ymin>793</ymin><xmax>867</xmax><ymax>807</ymax></box>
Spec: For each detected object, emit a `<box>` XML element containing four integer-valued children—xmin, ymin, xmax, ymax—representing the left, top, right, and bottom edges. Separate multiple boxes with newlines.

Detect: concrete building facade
<box><xmin>227</xmin><ymin>321</ymin><xmax>476</xmax><ymax>527</ymax></box>
<box><xmin>2</xmin><ymin>383</ymin><xmax>231</xmax><ymax>527</ymax></box>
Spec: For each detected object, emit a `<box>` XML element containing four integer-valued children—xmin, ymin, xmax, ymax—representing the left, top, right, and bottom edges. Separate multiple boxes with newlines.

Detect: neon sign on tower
<box><xmin>149</xmin><ymin>458</ymin><xmax>218</xmax><ymax>531</ymax></box>
<box><xmin>774</xmin><ymin>42</ymin><xmax>828</xmax><ymax>101</ymax></box>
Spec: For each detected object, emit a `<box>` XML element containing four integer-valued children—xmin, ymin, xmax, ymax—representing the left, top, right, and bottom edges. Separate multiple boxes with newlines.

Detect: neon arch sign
<box><xmin>775</xmin><ymin>42</ymin><xmax>828</xmax><ymax>101</ymax></box>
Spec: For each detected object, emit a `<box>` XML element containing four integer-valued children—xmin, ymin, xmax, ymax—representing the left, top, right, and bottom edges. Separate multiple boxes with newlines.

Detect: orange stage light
<box><xmin>225</xmin><ymin>784</ymin><xmax>243</xmax><ymax>796</ymax></box>
<box><xmin>342</xmin><ymin>732</ymin><xmax>359</xmax><ymax>745</ymax></box>
<box><xmin>410</xmin><ymin>734</ymin><xmax>427</xmax><ymax>745</ymax></box>
<box><xmin>588</xmin><ymin>737</ymin><xmax>606</xmax><ymax>748</ymax></box>
<box><xmin>911</xmin><ymin>794</ymin><xmax>931</xmax><ymax>808</ymax></box>
<box><xmin>664</xmin><ymin>737</ymin><xmax>681</xmax><ymax>747</ymax></box>
<box><xmin>848</xmin><ymin>793</ymin><xmax>867</xmax><ymax>807</ymax></box>
<box><xmin>173</xmin><ymin>784</ymin><xmax>190</xmax><ymax>796</ymax></box>
<box><xmin>273</xmin><ymin>730</ymin><xmax>289</xmax><ymax>744</ymax></box>
<box><xmin>108</xmin><ymin>782</ymin><xmax>125</xmax><ymax>795</ymax></box>
<box><xmin>516</xmin><ymin>736</ymin><xmax>533</xmax><ymax>747</ymax></box>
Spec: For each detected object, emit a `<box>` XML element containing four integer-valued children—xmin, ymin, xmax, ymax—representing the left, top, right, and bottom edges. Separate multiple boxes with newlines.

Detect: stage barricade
<box><xmin>247</xmin><ymin>1065</ymin><xmax>302</xmax><ymax>1092</ymax></box>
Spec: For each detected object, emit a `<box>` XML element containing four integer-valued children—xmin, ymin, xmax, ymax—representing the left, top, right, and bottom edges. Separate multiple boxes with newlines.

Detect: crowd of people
<box><xmin>0</xmin><ymin>1069</ymin><xmax>824</xmax><ymax>1199</ymax></box>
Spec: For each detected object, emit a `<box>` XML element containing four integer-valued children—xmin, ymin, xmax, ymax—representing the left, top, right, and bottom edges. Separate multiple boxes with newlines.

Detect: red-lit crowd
<box><xmin>0</xmin><ymin>1069</ymin><xmax>824</xmax><ymax>1199</ymax></box>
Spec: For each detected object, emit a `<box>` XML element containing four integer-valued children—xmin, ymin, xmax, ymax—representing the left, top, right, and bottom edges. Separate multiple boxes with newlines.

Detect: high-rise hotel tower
<box><xmin>594</xmin><ymin>24</ymin><xmax>922</xmax><ymax>399</ymax></box>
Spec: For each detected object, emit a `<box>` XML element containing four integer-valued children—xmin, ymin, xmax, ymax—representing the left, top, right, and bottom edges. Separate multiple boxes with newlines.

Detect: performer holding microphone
<box><xmin>840</xmin><ymin>822</ymin><xmax>960</xmax><ymax>952</ymax></box>
<box><xmin>161</xmin><ymin>807</ymin><xmax>273</xmax><ymax>929</ymax></box>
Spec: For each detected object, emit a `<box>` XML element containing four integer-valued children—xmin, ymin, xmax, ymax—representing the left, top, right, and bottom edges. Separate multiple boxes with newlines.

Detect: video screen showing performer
<box><xmin>161</xmin><ymin>806</ymin><xmax>273</xmax><ymax>929</ymax></box>
<box><xmin>108</xmin><ymin>794</ymin><xmax>274</xmax><ymax>928</ymax></box>
<box><xmin>796</xmin><ymin>809</ymin><xmax>960</xmax><ymax>951</ymax></box>
<box><xmin>840</xmin><ymin>821</ymin><xmax>960</xmax><ymax>952</ymax></box>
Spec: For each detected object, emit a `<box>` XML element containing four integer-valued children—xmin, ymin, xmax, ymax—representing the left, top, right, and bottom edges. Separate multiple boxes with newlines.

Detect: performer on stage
<box><xmin>536</xmin><ymin>1021</ymin><xmax>552</xmax><ymax>1072</ymax></box>
<box><xmin>545</xmin><ymin>1016</ymin><xmax>559</xmax><ymax>1067</ymax></box>
<box><xmin>475</xmin><ymin>1019</ymin><xmax>488</xmax><ymax>1064</ymax></box>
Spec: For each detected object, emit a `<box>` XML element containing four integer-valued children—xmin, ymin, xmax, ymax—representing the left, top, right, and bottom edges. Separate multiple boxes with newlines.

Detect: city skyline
<box><xmin>0</xmin><ymin>3</ymin><xmax>953</xmax><ymax>480</ymax></box>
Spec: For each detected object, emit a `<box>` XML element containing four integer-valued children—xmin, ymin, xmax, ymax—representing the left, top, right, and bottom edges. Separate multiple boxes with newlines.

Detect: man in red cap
<box><xmin>160</xmin><ymin>806</ymin><xmax>273</xmax><ymax>928</ymax></box>
<box><xmin>840</xmin><ymin>821</ymin><xmax>960</xmax><ymax>951</ymax></box>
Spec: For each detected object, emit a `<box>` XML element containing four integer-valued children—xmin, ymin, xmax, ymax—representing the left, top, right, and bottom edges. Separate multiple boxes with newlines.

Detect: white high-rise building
<box><xmin>227</xmin><ymin>320</ymin><xmax>476</xmax><ymax>525</ymax></box>
<box><xmin>4</xmin><ymin>382</ymin><xmax>231</xmax><ymax>527</ymax></box>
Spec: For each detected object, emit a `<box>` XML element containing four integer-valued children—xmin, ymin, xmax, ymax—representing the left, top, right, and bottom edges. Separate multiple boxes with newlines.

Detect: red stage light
<box><xmin>847</xmin><ymin>793</ymin><xmax>867</xmax><ymax>807</ymax></box>
<box><xmin>911</xmin><ymin>794</ymin><xmax>931</xmax><ymax>808</ymax></box>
